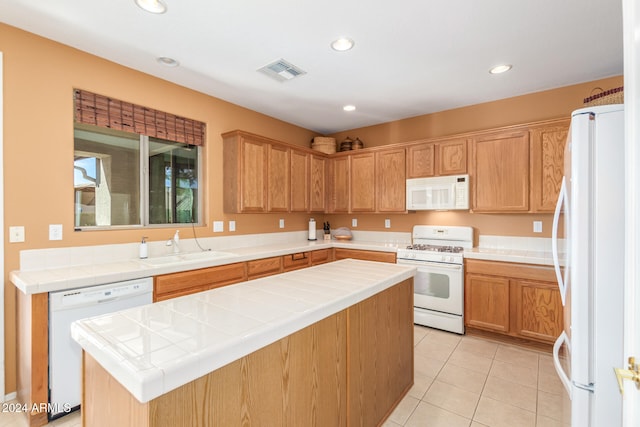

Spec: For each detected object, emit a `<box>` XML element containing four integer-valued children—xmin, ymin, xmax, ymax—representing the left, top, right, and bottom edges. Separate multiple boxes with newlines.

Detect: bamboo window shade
<box><xmin>74</xmin><ymin>89</ymin><xmax>205</xmax><ymax>145</ymax></box>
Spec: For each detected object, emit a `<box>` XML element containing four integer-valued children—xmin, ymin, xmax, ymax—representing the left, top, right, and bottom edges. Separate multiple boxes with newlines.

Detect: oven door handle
<box><xmin>397</xmin><ymin>259</ymin><xmax>462</xmax><ymax>270</ymax></box>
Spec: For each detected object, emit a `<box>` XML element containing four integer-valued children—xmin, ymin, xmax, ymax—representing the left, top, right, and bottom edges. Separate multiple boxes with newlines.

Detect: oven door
<box><xmin>397</xmin><ymin>258</ymin><xmax>463</xmax><ymax>315</ymax></box>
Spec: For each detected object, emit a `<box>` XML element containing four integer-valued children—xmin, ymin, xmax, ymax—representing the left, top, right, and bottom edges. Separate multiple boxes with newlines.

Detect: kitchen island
<box><xmin>71</xmin><ymin>259</ymin><xmax>416</xmax><ymax>427</ymax></box>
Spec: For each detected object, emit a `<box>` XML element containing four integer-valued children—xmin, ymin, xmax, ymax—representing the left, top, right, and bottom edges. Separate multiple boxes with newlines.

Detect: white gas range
<box><xmin>396</xmin><ymin>225</ymin><xmax>473</xmax><ymax>334</ymax></box>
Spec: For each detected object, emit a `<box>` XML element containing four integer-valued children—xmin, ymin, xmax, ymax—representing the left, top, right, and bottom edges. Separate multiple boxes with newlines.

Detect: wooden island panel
<box><xmin>81</xmin><ymin>278</ymin><xmax>413</xmax><ymax>427</ymax></box>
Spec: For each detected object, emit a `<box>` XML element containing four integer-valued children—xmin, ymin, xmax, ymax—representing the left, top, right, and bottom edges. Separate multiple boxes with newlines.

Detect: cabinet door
<box><xmin>350</xmin><ymin>152</ymin><xmax>376</xmax><ymax>212</ymax></box>
<box><xmin>437</xmin><ymin>138</ymin><xmax>467</xmax><ymax>175</ymax></box>
<box><xmin>471</xmin><ymin>130</ymin><xmax>530</xmax><ymax>212</ymax></box>
<box><xmin>329</xmin><ymin>156</ymin><xmax>350</xmax><ymax>213</ymax></box>
<box><xmin>511</xmin><ymin>279</ymin><xmax>563</xmax><ymax>343</ymax></box>
<box><xmin>282</xmin><ymin>252</ymin><xmax>311</xmax><ymax>271</ymax></box>
<box><xmin>530</xmin><ymin>121</ymin><xmax>570</xmax><ymax>212</ymax></box>
<box><xmin>267</xmin><ymin>144</ymin><xmax>290</xmax><ymax>212</ymax></box>
<box><xmin>407</xmin><ymin>143</ymin><xmax>435</xmax><ymax>178</ymax></box>
<box><xmin>310</xmin><ymin>249</ymin><xmax>332</xmax><ymax>265</ymax></box>
<box><xmin>464</xmin><ymin>273</ymin><xmax>510</xmax><ymax>332</ymax></box>
<box><xmin>376</xmin><ymin>148</ymin><xmax>406</xmax><ymax>212</ymax></box>
<box><xmin>310</xmin><ymin>154</ymin><xmax>327</xmax><ymax>212</ymax></box>
<box><xmin>240</xmin><ymin>138</ymin><xmax>268</xmax><ymax>212</ymax></box>
<box><xmin>290</xmin><ymin>149</ymin><xmax>309</xmax><ymax>212</ymax></box>
<box><xmin>247</xmin><ymin>256</ymin><xmax>282</xmax><ymax>279</ymax></box>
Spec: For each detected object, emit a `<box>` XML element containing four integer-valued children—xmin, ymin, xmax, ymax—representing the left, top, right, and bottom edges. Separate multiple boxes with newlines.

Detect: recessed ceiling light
<box><xmin>157</xmin><ymin>57</ymin><xmax>179</xmax><ymax>67</ymax></box>
<box><xmin>343</xmin><ymin>105</ymin><xmax>356</xmax><ymax>112</ymax></box>
<box><xmin>331</xmin><ymin>38</ymin><xmax>355</xmax><ymax>52</ymax></box>
<box><xmin>489</xmin><ymin>64</ymin><xmax>512</xmax><ymax>74</ymax></box>
<box><xmin>135</xmin><ymin>0</ymin><xmax>167</xmax><ymax>14</ymax></box>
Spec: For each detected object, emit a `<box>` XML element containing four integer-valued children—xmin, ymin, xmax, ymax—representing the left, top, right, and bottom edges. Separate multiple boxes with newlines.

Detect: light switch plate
<box><xmin>384</xmin><ymin>219</ymin><xmax>391</xmax><ymax>228</ymax></box>
<box><xmin>279</xmin><ymin>219</ymin><xmax>285</xmax><ymax>229</ymax></box>
<box><xmin>9</xmin><ymin>226</ymin><xmax>25</xmax><ymax>243</ymax></box>
<box><xmin>352</xmin><ymin>218</ymin><xmax>358</xmax><ymax>227</ymax></box>
<box><xmin>213</xmin><ymin>221</ymin><xmax>224</xmax><ymax>232</ymax></box>
<box><xmin>49</xmin><ymin>224</ymin><xmax>63</xmax><ymax>240</ymax></box>
<box><xmin>229</xmin><ymin>220</ymin><xmax>236</xmax><ymax>232</ymax></box>
<box><xmin>533</xmin><ymin>221</ymin><xmax>543</xmax><ymax>233</ymax></box>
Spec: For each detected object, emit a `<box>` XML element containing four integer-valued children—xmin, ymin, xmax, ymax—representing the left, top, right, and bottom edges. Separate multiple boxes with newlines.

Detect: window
<box><xmin>73</xmin><ymin>89</ymin><xmax>205</xmax><ymax>229</ymax></box>
<box><xmin>74</xmin><ymin>125</ymin><xmax>201</xmax><ymax>228</ymax></box>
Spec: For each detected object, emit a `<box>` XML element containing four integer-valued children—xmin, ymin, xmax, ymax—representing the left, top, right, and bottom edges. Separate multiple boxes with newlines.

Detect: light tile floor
<box><xmin>384</xmin><ymin>325</ymin><xmax>570</xmax><ymax>427</ymax></box>
<box><xmin>0</xmin><ymin>325</ymin><xmax>567</xmax><ymax>427</ymax></box>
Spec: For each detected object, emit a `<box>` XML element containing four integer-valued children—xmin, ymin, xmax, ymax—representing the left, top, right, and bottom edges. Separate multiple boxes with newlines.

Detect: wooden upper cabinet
<box><xmin>223</xmin><ymin>130</ymin><xmax>328</xmax><ymax>213</ymax></box>
<box><xmin>407</xmin><ymin>143</ymin><xmax>435</xmax><ymax>178</ymax></box>
<box><xmin>268</xmin><ymin>144</ymin><xmax>290</xmax><ymax>212</ymax></box>
<box><xmin>329</xmin><ymin>156</ymin><xmax>350</xmax><ymax>213</ymax></box>
<box><xmin>309</xmin><ymin>154</ymin><xmax>327</xmax><ymax>212</ymax></box>
<box><xmin>223</xmin><ymin>132</ymin><xmax>268</xmax><ymax>213</ymax></box>
<box><xmin>350</xmin><ymin>152</ymin><xmax>376</xmax><ymax>212</ymax></box>
<box><xmin>471</xmin><ymin>130</ymin><xmax>530</xmax><ymax>212</ymax></box>
<box><xmin>290</xmin><ymin>149</ymin><xmax>309</xmax><ymax>212</ymax></box>
<box><xmin>437</xmin><ymin>138</ymin><xmax>467</xmax><ymax>175</ymax></box>
<box><xmin>529</xmin><ymin>120</ymin><xmax>570</xmax><ymax>212</ymax></box>
<box><xmin>376</xmin><ymin>148</ymin><xmax>406</xmax><ymax>212</ymax></box>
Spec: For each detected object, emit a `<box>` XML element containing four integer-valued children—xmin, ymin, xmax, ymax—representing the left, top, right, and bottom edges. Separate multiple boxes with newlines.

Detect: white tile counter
<box><xmin>463</xmin><ymin>247</ymin><xmax>557</xmax><ymax>266</ymax></box>
<box><xmin>11</xmin><ymin>235</ymin><xmax>404</xmax><ymax>295</ymax></box>
<box><xmin>70</xmin><ymin>259</ymin><xmax>416</xmax><ymax>403</ymax></box>
<box><xmin>10</xmin><ymin>231</ymin><xmax>562</xmax><ymax>295</ymax></box>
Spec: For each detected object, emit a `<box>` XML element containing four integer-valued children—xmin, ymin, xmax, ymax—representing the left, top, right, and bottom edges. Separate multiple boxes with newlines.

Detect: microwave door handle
<box><xmin>552</xmin><ymin>177</ymin><xmax>567</xmax><ymax>306</ymax></box>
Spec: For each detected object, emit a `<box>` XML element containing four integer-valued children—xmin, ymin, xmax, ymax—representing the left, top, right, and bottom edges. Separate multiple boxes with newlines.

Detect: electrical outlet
<box><xmin>213</xmin><ymin>221</ymin><xmax>224</xmax><ymax>232</ymax></box>
<box><xmin>49</xmin><ymin>224</ymin><xmax>63</xmax><ymax>241</ymax></box>
<box><xmin>533</xmin><ymin>221</ymin><xmax>543</xmax><ymax>233</ymax></box>
<box><xmin>229</xmin><ymin>220</ymin><xmax>236</xmax><ymax>232</ymax></box>
<box><xmin>9</xmin><ymin>226</ymin><xmax>25</xmax><ymax>243</ymax></box>
<box><xmin>352</xmin><ymin>218</ymin><xmax>358</xmax><ymax>227</ymax></box>
<box><xmin>279</xmin><ymin>219</ymin><xmax>285</xmax><ymax>229</ymax></box>
<box><xmin>385</xmin><ymin>218</ymin><xmax>391</xmax><ymax>228</ymax></box>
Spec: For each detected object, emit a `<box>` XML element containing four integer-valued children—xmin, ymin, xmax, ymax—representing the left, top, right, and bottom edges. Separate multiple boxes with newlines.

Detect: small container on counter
<box><xmin>139</xmin><ymin>237</ymin><xmax>148</xmax><ymax>259</ymax></box>
<box><xmin>308</xmin><ymin>218</ymin><xmax>317</xmax><ymax>241</ymax></box>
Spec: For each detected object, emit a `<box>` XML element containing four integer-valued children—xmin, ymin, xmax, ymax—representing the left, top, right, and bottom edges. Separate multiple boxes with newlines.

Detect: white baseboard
<box><xmin>3</xmin><ymin>391</ymin><xmax>17</xmax><ymax>402</ymax></box>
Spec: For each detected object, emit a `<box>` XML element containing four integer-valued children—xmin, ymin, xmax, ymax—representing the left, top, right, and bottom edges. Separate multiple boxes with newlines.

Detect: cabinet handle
<box><xmin>291</xmin><ymin>253</ymin><xmax>307</xmax><ymax>261</ymax></box>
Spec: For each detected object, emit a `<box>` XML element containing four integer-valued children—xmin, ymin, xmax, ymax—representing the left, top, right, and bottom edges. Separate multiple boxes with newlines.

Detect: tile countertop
<box><xmin>10</xmin><ymin>235</ymin><xmax>559</xmax><ymax>295</ymax></box>
<box><xmin>70</xmin><ymin>259</ymin><xmax>417</xmax><ymax>403</ymax></box>
<box><xmin>10</xmin><ymin>239</ymin><xmax>400</xmax><ymax>295</ymax></box>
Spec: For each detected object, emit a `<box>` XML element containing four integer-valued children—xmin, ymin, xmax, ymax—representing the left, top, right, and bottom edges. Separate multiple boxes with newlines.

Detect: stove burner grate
<box><xmin>405</xmin><ymin>244</ymin><xmax>464</xmax><ymax>253</ymax></box>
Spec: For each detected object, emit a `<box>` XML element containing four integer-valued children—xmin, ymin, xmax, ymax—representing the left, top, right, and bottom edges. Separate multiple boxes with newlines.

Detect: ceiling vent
<box><xmin>258</xmin><ymin>59</ymin><xmax>306</xmax><ymax>82</ymax></box>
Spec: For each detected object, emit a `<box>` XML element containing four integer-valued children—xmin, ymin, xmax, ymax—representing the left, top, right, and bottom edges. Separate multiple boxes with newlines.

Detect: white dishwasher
<box><xmin>48</xmin><ymin>277</ymin><xmax>153</xmax><ymax>419</ymax></box>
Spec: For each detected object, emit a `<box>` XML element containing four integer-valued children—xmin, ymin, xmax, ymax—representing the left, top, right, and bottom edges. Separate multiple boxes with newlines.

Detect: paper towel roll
<box><xmin>308</xmin><ymin>218</ymin><xmax>317</xmax><ymax>240</ymax></box>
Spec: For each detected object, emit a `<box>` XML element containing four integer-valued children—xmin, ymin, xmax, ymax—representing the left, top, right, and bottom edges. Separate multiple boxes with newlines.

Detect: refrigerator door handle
<box><xmin>553</xmin><ymin>331</ymin><xmax>573</xmax><ymax>398</ymax></box>
<box><xmin>552</xmin><ymin>176</ymin><xmax>567</xmax><ymax>305</ymax></box>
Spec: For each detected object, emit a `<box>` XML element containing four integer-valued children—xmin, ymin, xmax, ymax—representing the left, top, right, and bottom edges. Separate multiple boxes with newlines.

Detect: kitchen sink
<box><xmin>138</xmin><ymin>251</ymin><xmax>237</xmax><ymax>266</ymax></box>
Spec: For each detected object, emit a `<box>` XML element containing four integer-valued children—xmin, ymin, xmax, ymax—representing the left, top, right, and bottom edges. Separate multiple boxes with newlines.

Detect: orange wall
<box><xmin>0</xmin><ymin>22</ymin><xmax>623</xmax><ymax>395</ymax></box>
<box><xmin>329</xmin><ymin>75</ymin><xmax>623</xmax><ymax>147</ymax></box>
<box><xmin>0</xmin><ymin>23</ymin><xmax>317</xmax><ymax>395</ymax></box>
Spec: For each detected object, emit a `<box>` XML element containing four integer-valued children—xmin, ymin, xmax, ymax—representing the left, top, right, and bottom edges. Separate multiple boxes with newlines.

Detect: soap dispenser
<box><xmin>139</xmin><ymin>237</ymin><xmax>148</xmax><ymax>259</ymax></box>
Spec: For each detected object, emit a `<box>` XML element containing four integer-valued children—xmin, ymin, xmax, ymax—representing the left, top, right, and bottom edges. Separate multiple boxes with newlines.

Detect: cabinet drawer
<box><xmin>311</xmin><ymin>249</ymin><xmax>331</xmax><ymax>265</ymax></box>
<box><xmin>154</xmin><ymin>262</ymin><xmax>246</xmax><ymax>301</ymax></box>
<box><xmin>247</xmin><ymin>256</ymin><xmax>282</xmax><ymax>279</ymax></box>
<box><xmin>334</xmin><ymin>248</ymin><xmax>396</xmax><ymax>264</ymax></box>
<box><xmin>283</xmin><ymin>252</ymin><xmax>311</xmax><ymax>271</ymax></box>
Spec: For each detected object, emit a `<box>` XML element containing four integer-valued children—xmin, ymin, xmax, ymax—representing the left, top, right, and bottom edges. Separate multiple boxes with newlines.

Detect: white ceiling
<box><xmin>0</xmin><ymin>0</ymin><xmax>623</xmax><ymax>134</ymax></box>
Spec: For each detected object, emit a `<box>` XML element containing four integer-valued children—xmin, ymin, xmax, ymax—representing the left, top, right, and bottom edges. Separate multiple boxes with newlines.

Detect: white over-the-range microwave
<box><xmin>406</xmin><ymin>174</ymin><xmax>469</xmax><ymax>210</ymax></box>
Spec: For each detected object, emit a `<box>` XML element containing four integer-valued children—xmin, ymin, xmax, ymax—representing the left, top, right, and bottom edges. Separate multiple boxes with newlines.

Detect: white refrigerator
<box><xmin>552</xmin><ymin>104</ymin><xmax>624</xmax><ymax>426</ymax></box>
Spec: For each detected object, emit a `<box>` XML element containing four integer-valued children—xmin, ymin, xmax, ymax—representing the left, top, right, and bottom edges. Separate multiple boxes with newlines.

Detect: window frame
<box><xmin>73</xmin><ymin>125</ymin><xmax>203</xmax><ymax>230</ymax></box>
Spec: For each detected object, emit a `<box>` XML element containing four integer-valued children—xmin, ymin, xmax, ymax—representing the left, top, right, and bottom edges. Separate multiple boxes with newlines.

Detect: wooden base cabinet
<box><xmin>81</xmin><ymin>279</ymin><xmax>414</xmax><ymax>427</ymax></box>
<box><xmin>334</xmin><ymin>248</ymin><xmax>396</xmax><ymax>264</ymax></box>
<box><xmin>464</xmin><ymin>259</ymin><xmax>563</xmax><ymax>345</ymax></box>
